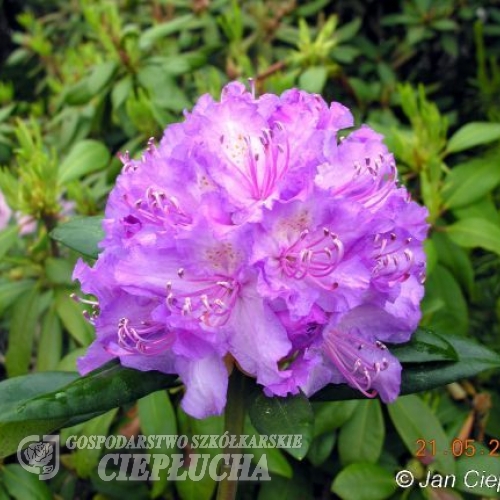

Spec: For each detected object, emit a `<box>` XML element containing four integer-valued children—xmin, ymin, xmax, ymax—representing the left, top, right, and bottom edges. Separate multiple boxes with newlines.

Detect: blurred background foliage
<box><xmin>1</xmin><ymin>0</ymin><xmax>500</xmax><ymax>499</ymax></box>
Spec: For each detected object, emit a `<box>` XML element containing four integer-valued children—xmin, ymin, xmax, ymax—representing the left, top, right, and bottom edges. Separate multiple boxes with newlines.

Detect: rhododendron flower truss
<box><xmin>73</xmin><ymin>82</ymin><xmax>428</xmax><ymax>419</ymax></box>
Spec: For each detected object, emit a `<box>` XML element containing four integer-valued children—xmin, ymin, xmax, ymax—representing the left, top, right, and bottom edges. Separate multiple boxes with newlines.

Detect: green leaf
<box><xmin>0</xmin><ymin>361</ymin><xmax>179</xmax><ymax>458</ymax></box>
<box><xmin>338</xmin><ymin>400</ymin><xmax>384</xmax><ymax>465</ymax></box>
<box><xmin>400</xmin><ymin>334</ymin><xmax>500</xmax><ymax>394</ymax></box>
<box><xmin>0</xmin><ymin>464</ymin><xmax>53</xmax><ymax>500</ymax></box>
<box><xmin>442</xmin><ymin>154</ymin><xmax>500</xmax><ymax>209</ymax></box>
<box><xmin>248</xmin><ymin>393</ymin><xmax>314</xmax><ymax>460</ymax></box>
<box><xmin>390</xmin><ymin>328</ymin><xmax>458</xmax><ymax>363</ymax></box>
<box><xmin>44</xmin><ymin>257</ymin><xmax>74</xmax><ymax>285</ymax></box>
<box><xmin>50</xmin><ymin>216</ymin><xmax>104</xmax><ymax>258</ymax></box>
<box><xmin>255</xmin><ymin>447</ymin><xmax>293</xmax><ymax>479</ymax></box>
<box><xmin>86</xmin><ymin>61</ymin><xmax>117</xmax><ymax>95</ymax></box>
<box><xmin>0</xmin><ymin>372</ymin><xmax>79</xmax><ymax>414</ymax></box>
<box><xmin>111</xmin><ymin>76</ymin><xmax>133</xmax><ymax>111</ymax></box>
<box><xmin>432</xmin><ymin>232</ymin><xmax>474</xmax><ymax>296</ymax></box>
<box><xmin>64</xmin><ymin>80</ymin><xmax>93</xmax><ymax>105</ymax></box>
<box><xmin>446</xmin><ymin>122</ymin><xmax>500</xmax><ymax>154</ymax></box>
<box><xmin>312</xmin><ymin>400</ymin><xmax>358</xmax><ymax>437</ymax></box>
<box><xmin>0</xmin><ymin>371</ymin><xmax>79</xmax><ymax>459</ymax></box>
<box><xmin>422</xmin><ymin>265</ymin><xmax>468</xmax><ymax>335</ymax></box>
<box><xmin>58</xmin><ymin>139</ymin><xmax>110</xmax><ymax>185</ymax></box>
<box><xmin>55</xmin><ymin>289</ymin><xmax>93</xmax><ymax>346</ymax></box>
<box><xmin>258</xmin><ymin>472</ymin><xmax>313</xmax><ymax>500</ymax></box>
<box><xmin>0</xmin><ymin>279</ymin><xmax>34</xmax><ymax>315</ymax></box>
<box><xmin>0</xmin><ymin>225</ymin><xmax>18</xmax><ymax>259</ymax></box>
<box><xmin>5</xmin><ymin>288</ymin><xmax>40</xmax><ymax>377</ymax></box>
<box><xmin>72</xmin><ymin>409</ymin><xmax>118</xmax><ymax>478</ymax></box>
<box><xmin>445</xmin><ymin>218</ymin><xmax>500</xmax><ymax>256</ymax></box>
<box><xmin>138</xmin><ymin>14</ymin><xmax>197</xmax><ymax>51</ymax></box>
<box><xmin>424</xmin><ymin>238</ymin><xmax>438</xmax><ymax>275</ymax></box>
<box><xmin>244</xmin><ymin>420</ymin><xmax>293</xmax><ymax>478</ymax></box>
<box><xmin>307</xmin><ymin>432</ymin><xmax>335</xmax><ymax>466</ymax></box>
<box><xmin>455</xmin><ymin>444</ymin><xmax>500</xmax><ymax>497</ymax></box>
<box><xmin>138</xmin><ymin>390</ymin><xmax>177</xmax><ymax>437</ymax></box>
<box><xmin>299</xmin><ymin>66</ymin><xmax>328</xmax><ymax>94</ymax></box>
<box><xmin>36</xmin><ymin>307</ymin><xmax>63</xmax><ymax>371</ymax></box>
<box><xmin>336</xmin><ymin>17</ymin><xmax>362</xmax><ymax>42</ymax></box>
<box><xmin>331</xmin><ymin>463</ymin><xmax>396</xmax><ymax>500</ymax></box>
<box><xmin>453</xmin><ymin>196</ymin><xmax>500</xmax><ymax>226</ymax></box>
<box><xmin>388</xmin><ymin>394</ymin><xmax>455</xmax><ymax>474</ymax></box>
<box><xmin>138</xmin><ymin>390</ymin><xmax>177</xmax><ymax>497</ymax></box>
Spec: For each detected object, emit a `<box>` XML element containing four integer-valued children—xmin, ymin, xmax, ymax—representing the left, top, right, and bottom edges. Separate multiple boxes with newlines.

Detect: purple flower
<box><xmin>74</xmin><ymin>82</ymin><xmax>428</xmax><ymax>418</ymax></box>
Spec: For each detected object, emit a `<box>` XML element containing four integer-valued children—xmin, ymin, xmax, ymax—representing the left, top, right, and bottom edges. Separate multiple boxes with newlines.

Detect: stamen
<box><xmin>280</xmin><ymin>227</ymin><xmax>344</xmax><ymax>287</ymax></box>
<box><xmin>118</xmin><ymin>318</ymin><xmax>172</xmax><ymax>354</ymax></box>
<box><xmin>165</xmin><ymin>277</ymin><xmax>240</xmax><ymax>327</ymax></box>
<box><xmin>324</xmin><ymin>330</ymin><xmax>391</xmax><ymax>398</ymax></box>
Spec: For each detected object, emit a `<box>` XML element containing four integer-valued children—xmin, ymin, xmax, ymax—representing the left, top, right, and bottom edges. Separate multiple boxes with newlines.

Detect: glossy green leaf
<box><xmin>50</xmin><ymin>216</ymin><xmax>104</xmax><ymax>258</ymax></box>
<box><xmin>64</xmin><ymin>80</ymin><xmax>93</xmax><ymax>105</ymax></box>
<box><xmin>445</xmin><ymin>218</ymin><xmax>500</xmax><ymax>256</ymax></box>
<box><xmin>55</xmin><ymin>289</ymin><xmax>93</xmax><ymax>346</ymax></box>
<box><xmin>0</xmin><ymin>371</ymin><xmax>79</xmax><ymax>460</ymax></box>
<box><xmin>455</xmin><ymin>444</ymin><xmax>500</xmax><ymax>497</ymax></box>
<box><xmin>258</xmin><ymin>472</ymin><xmax>313</xmax><ymax>500</ymax></box>
<box><xmin>312</xmin><ymin>400</ymin><xmax>358</xmax><ymax>437</ymax></box>
<box><xmin>244</xmin><ymin>420</ymin><xmax>293</xmax><ymax>478</ymax></box>
<box><xmin>86</xmin><ymin>61</ymin><xmax>117</xmax><ymax>95</ymax></box>
<box><xmin>442</xmin><ymin>154</ymin><xmax>500</xmax><ymax>209</ymax></box>
<box><xmin>138</xmin><ymin>390</ymin><xmax>177</xmax><ymax>497</ymax></box>
<box><xmin>44</xmin><ymin>257</ymin><xmax>74</xmax><ymax>285</ymax></box>
<box><xmin>58</xmin><ymin>140</ymin><xmax>110</xmax><ymax>185</ymax></box>
<box><xmin>0</xmin><ymin>464</ymin><xmax>53</xmax><ymax>500</ymax></box>
<box><xmin>299</xmin><ymin>66</ymin><xmax>328</xmax><ymax>94</ymax></box>
<box><xmin>72</xmin><ymin>409</ymin><xmax>118</xmax><ymax>478</ymax></box>
<box><xmin>0</xmin><ymin>225</ymin><xmax>18</xmax><ymax>259</ymax></box>
<box><xmin>252</xmin><ymin>444</ymin><xmax>293</xmax><ymax>479</ymax></box>
<box><xmin>0</xmin><ymin>279</ymin><xmax>35</xmax><ymax>316</ymax></box>
<box><xmin>401</xmin><ymin>334</ymin><xmax>500</xmax><ymax>393</ymax></box>
<box><xmin>111</xmin><ymin>76</ymin><xmax>133</xmax><ymax>111</ymax></box>
<box><xmin>5</xmin><ymin>288</ymin><xmax>40</xmax><ymax>377</ymax></box>
<box><xmin>432</xmin><ymin>232</ymin><xmax>474</xmax><ymax>296</ymax></box>
<box><xmin>423</xmin><ymin>239</ymin><xmax>438</xmax><ymax>276</ymax></box>
<box><xmin>307</xmin><ymin>431</ymin><xmax>335</xmax><ymax>466</ymax></box>
<box><xmin>389</xmin><ymin>394</ymin><xmax>455</xmax><ymax>474</ymax></box>
<box><xmin>0</xmin><ymin>362</ymin><xmax>179</xmax><ymax>458</ymax></box>
<box><xmin>36</xmin><ymin>307</ymin><xmax>63</xmax><ymax>371</ymax></box>
<box><xmin>453</xmin><ymin>196</ymin><xmax>500</xmax><ymax>225</ymax></box>
<box><xmin>138</xmin><ymin>14</ymin><xmax>197</xmax><ymax>51</ymax></box>
<box><xmin>390</xmin><ymin>328</ymin><xmax>458</xmax><ymax>363</ymax></box>
<box><xmin>422</xmin><ymin>265</ymin><xmax>468</xmax><ymax>335</ymax></box>
<box><xmin>446</xmin><ymin>122</ymin><xmax>500</xmax><ymax>154</ymax></box>
<box><xmin>331</xmin><ymin>463</ymin><xmax>396</xmax><ymax>500</ymax></box>
<box><xmin>248</xmin><ymin>393</ymin><xmax>314</xmax><ymax>460</ymax></box>
<box><xmin>338</xmin><ymin>399</ymin><xmax>384</xmax><ymax>465</ymax></box>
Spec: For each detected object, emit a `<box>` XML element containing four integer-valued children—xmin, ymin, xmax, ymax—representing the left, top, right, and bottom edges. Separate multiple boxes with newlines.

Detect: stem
<box><xmin>42</xmin><ymin>213</ymin><xmax>60</xmax><ymax>258</ymax></box>
<box><xmin>216</xmin><ymin>369</ymin><xmax>247</xmax><ymax>500</ymax></box>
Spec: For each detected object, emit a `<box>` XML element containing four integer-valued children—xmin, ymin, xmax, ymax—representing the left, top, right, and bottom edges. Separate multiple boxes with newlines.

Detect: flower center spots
<box><xmin>372</xmin><ymin>232</ymin><xmax>413</xmax><ymax>283</ymax></box>
<box><xmin>118</xmin><ymin>318</ymin><xmax>173</xmax><ymax>354</ymax></box>
<box><xmin>166</xmin><ymin>272</ymin><xmax>240</xmax><ymax>328</ymax></box>
<box><xmin>205</xmin><ymin>242</ymin><xmax>240</xmax><ymax>271</ymax></box>
<box><xmin>323</xmin><ymin>331</ymin><xmax>389</xmax><ymax>398</ymax></box>
<box><xmin>122</xmin><ymin>186</ymin><xmax>191</xmax><ymax>235</ymax></box>
<box><xmin>280</xmin><ymin>227</ymin><xmax>344</xmax><ymax>288</ymax></box>
<box><xmin>221</xmin><ymin>125</ymin><xmax>289</xmax><ymax>200</ymax></box>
